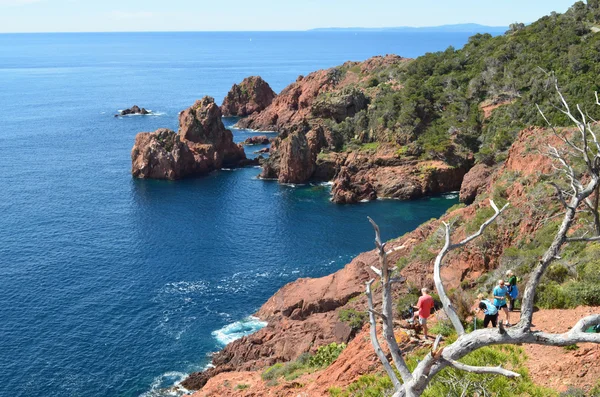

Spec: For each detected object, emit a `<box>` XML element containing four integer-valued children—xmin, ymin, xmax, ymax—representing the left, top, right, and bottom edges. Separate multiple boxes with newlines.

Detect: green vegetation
<box><xmin>535</xmin><ymin>242</ymin><xmax>600</xmax><ymax>308</ymax></box>
<box><xmin>309</xmin><ymin>342</ymin><xmax>347</xmax><ymax>368</ymax></box>
<box><xmin>235</xmin><ymin>383</ymin><xmax>250</xmax><ymax>390</ymax></box>
<box><xmin>338</xmin><ymin>308</ymin><xmax>368</xmax><ymax>330</ymax></box>
<box><xmin>332</xmin><ymin>345</ymin><xmax>556</xmax><ymax>397</ymax></box>
<box><xmin>325</xmin><ymin>1</ymin><xmax>600</xmax><ymax>165</ymax></box>
<box><xmin>261</xmin><ymin>342</ymin><xmax>347</xmax><ymax>384</ymax></box>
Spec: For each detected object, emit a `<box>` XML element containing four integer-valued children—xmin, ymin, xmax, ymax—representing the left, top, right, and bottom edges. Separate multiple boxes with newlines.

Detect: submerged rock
<box><xmin>221</xmin><ymin>76</ymin><xmax>276</xmax><ymax>117</ymax></box>
<box><xmin>131</xmin><ymin>96</ymin><xmax>246</xmax><ymax>180</ymax></box>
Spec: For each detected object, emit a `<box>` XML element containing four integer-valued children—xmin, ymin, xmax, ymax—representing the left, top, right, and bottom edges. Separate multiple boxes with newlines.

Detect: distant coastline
<box><xmin>309</xmin><ymin>23</ymin><xmax>509</xmax><ymax>33</ymax></box>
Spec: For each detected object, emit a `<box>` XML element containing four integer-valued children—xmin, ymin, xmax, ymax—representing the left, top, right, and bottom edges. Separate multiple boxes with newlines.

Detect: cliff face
<box><xmin>221</xmin><ymin>76</ymin><xmax>277</xmax><ymax>117</ymax></box>
<box><xmin>183</xmin><ymin>126</ymin><xmax>573</xmax><ymax>393</ymax></box>
<box><xmin>236</xmin><ymin>55</ymin><xmax>405</xmax><ymax>132</ymax></box>
<box><xmin>230</xmin><ymin>56</ymin><xmax>474</xmax><ymax>199</ymax></box>
<box><xmin>131</xmin><ymin>97</ymin><xmax>246</xmax><ymax>180</ymax></box>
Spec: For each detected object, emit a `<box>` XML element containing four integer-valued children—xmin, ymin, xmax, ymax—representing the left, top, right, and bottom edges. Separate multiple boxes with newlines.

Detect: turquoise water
<box><xmin>0</xmin><ymin>32</ymin><xmax>468</xmax><ymax>396</ymax></box>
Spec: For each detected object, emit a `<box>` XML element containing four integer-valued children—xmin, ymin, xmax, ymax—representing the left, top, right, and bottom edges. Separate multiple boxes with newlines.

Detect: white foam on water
<box><xmin>443</xmin><ymin>192</ymin><xmax>459</xmax><ymax>199</ymax></box>
<box><xmin>211</xmin><ymin>316</ymin><xmax>268</xmax><ymax>346</ymax></box>
<box><xmin>140</xmin><ymin>371</ymin><xmax>190</xmax><ymax>397</ymax></box>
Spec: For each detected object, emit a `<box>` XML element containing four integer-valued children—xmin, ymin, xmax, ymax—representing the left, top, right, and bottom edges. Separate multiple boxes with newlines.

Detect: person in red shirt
<box><xmin>413</xmin><ymin>288</ymin><xmax>435</xmax><ymax>339</ymax></box>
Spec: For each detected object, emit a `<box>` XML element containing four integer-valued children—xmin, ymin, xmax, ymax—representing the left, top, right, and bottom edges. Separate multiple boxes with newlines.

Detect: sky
<box><xmin>0</xmin><ymin>0</ymin><xmax>579</xmax><ymax>33</ymax></box>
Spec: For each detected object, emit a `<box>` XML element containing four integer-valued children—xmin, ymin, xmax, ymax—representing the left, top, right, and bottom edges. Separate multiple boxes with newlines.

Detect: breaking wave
<box><xmin>211</xmin><ymin>316</ymin><xmax>267</xmax><ymax>346</ymax></box>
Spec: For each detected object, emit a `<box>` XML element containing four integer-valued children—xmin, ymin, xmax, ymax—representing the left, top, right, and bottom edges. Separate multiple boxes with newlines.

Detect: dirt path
<box><xmin>524</xmin><ymin>306</ymin><xmax>600</xmax><ymax>393</ymax></box>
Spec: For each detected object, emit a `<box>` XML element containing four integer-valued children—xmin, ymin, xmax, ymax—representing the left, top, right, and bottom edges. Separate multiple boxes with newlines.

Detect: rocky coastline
<box><xmin>131</xmin><ymin>55</ymin><xmax>475</xmax><ymax>204</ymax></box>
<box><xmin>181</xmin><ymin>126</ymin><xmax>600</xmax><ymax>396</ymax></box>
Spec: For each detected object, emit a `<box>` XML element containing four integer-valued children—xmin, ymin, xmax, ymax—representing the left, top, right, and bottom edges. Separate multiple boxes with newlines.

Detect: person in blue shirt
<box><xmin>475</xmin><ymin>293</ymin><xmax>499</xmax><ymax>328</ymax></box>
<box><xmin>493</xmin><ymin>279</ymin><xmax>511</xmax><ymax>326</ymax></box>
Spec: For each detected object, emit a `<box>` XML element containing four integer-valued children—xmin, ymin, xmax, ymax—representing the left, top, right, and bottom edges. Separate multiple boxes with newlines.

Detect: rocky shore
<box><xmin>181</xmin><ymin>126</ymin><xmax>596</xmax><ymax>395</ymax></box>
<box><xmin>227</xmin><ymin>55</ymin><xmax>472</xmax><ymax>203</ymax></box>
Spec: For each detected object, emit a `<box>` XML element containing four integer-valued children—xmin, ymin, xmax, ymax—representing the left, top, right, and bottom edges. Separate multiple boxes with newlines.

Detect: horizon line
<box><xmin>0</xmin><ymin>23</ymin><xmax>510</xmax><ymax>35</ymax></box>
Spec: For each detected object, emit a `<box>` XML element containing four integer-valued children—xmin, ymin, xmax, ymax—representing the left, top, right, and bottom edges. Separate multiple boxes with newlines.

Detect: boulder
<box><xmin>459</xmin><ymin>163</ymin><xmax>494</xmax><ymax>204</ymax></box>
<box><xmin>178</xmin><ymin>97</ymin><xmax>246</xmax><ymax>168</ymax></box>
<box><xmin>221</xmin><ymin>76</ymin><xmax>276</xmax><ymax>117</ymax></box>
<box><xmin>131</xmin><ymin>129</ymin><xmax>199</xmax><ymax>180</ymax></box>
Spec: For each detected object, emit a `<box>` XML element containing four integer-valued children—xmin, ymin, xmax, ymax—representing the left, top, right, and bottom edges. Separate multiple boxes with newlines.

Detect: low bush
<box><xmin>262</xmin><ymin>342</ymin><xmax>347</xmax><ymax>384</ymax></box>
<box><xmin>309</xmin><ymin>342</ymin><xmax>347</xmax><ymax>368</ymax></box>
<box><xmin>339</xmin><ymin>309</ymin><xmax>368</xmax><ymax>330</ymax></box>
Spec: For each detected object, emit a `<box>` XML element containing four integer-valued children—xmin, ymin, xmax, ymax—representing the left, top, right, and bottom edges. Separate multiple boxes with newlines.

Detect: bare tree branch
<box><xmin>368</xmin><ymin>217</ymin><xmax>413</xmax><ymax>384</ymax></box>
<box><xmin>365</xmin><ymin>279</ymin><xmax>402</xmax><ymax>390</ymax></box>
<box><xmin>433</xmin><ymin>199</ymin><xmax>509</xmax><ymax>336</ymax></box>
<box><xmin>442</xmin><ymin>359</ymin><xmax>521</xmax><ymax>378</ymax></box>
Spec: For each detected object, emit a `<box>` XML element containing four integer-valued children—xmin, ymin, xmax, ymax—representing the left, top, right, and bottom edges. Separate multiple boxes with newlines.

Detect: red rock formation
<box><xmin>330</xmin><ymin>146</ymin><xmax>468</xmax><ymax>203</ymax></box>
<box><xmin>131</xmin><ymin>129</ymin><xmax>199</xmax><ymax>180</ymax></box>
<box><xmin>131</xmin><ymin>97</ymin><xmax>246</xmax><ymax>180</ymax></box>
<box><xmin>221</xmin><ymin>76</ymin><xmax>276</xmax><ymax>117</ymax></box>
<box><xmin>259</xmin><ymin>125</ymin><xmax>328</xmax><ymax>183</ymax></box>
<box><xmin>459</xmin><ymin>163</ymin><xmax>494</xmax><ymax>204</ymax></box>
<box><xmin>236</xmin><ymin>55</ymin><xmax>406</xmax><ymax>132</ymax></box>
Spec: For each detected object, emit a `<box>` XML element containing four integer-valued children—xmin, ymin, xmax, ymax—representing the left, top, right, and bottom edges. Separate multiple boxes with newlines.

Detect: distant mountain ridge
<box><xmin>309</xmin><ymin>23</ymin><xmax>508</xmax><ymax>33</ymax></box>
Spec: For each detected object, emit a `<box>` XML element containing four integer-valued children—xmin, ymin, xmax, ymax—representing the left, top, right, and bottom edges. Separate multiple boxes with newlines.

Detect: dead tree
<box><xmin>365</xmin><ymin>81</ymin><xmax>600</xmax><ymax>397</ymax></box>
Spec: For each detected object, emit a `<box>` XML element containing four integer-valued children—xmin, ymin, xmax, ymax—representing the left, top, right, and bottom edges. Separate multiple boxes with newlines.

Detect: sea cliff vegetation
<box><xmin>325</xmin><ymin>0</ymin><xmax>600</xmax><ymax>165</ymax></box>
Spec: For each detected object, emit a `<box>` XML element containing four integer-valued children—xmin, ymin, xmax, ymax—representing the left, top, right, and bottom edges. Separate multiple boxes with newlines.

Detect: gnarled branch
<box><xmin>442</xmin><ymin>359</ymin><xmax>521</xmax><ymax>378</ymax></box>
<box><xmin>433</xmin><ymin>199</ymin><xmax>509</xmax><ymax>336</ymax></box>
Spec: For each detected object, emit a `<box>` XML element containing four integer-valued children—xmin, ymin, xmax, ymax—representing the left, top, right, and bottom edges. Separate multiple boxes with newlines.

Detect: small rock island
<box><xmin>116</xmin><ymin>105</ymin><xmax>151</xmax><ymax>117</ymax></box>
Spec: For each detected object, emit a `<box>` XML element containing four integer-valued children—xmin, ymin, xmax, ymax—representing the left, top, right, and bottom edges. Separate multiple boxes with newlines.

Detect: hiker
<box><xmin>474</xmin><ymin>293</ymin><xmax>499</xmax><ymax>328</ymax></box>
<box><xmin>413</xmin><ymin>287</ymin><xmax>435</xmax><ymax>339</ymax></box>
<box><xmin>493</xmin><ymin>279</ymin><xmax>511</xmax><ymax>326</ymax></box>
<box><xmin>506</xmin><ymin>269</ymin><xmax>519</xmax><ymax>311</ymax></box>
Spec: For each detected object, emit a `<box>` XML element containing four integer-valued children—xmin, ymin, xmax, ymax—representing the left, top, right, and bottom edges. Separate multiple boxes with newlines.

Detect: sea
<box><xmin>0</xmin><ymin>31</ymin><xmax>481</xmax><ymax>397</ymax></box>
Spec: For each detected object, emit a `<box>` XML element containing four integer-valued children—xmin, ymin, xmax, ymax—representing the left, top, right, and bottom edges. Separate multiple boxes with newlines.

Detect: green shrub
<box><xmin>591</xmin><ymin>380</ymin><xmax>600</xmax><ymax>397</ymax></box>
<box><xmin>339</xmin><ymin>309</ymin><xmax>367</xmax><ymax>330</ymax></box>
<box><xmin>345</xmin><ymin>374</ymin><xmax>394</xmax><ymax>397</ymax></box>
<box><xmin>261</xmin><ymin>363</ymin><xmax>284</xmax><ymax>381</ymax></box>
<box><xmin>235</xmin><ymin>383</ymin><xmax>250</xmax><ymax>390</ymax></box>
<box><xmin>536</xmin><ymin>281</ymin><xmax>570</xmax><ymax>309</ymax></box>
<box><xmin>429</xmin><ymin>320</ymin><xmax>455</xmax><ymax>337</ymax></box>
<box><xmin>546</xmin><ymin>264</ymin><xmax>570</xmax><ymax>283</ymax></box>
<box><xmin>309</xmin><ymin>342</ymin><xmax>347</xmax><ymax>368</ymax></box>
<box><xmin>563</xmin><ymin>281</ymin><xmax>600</xmax><ymax>306</ymax></box>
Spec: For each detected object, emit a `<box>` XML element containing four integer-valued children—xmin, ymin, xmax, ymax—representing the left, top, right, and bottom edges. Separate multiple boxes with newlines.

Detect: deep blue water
<box><xmin>0</xmin><ymin>32</ymin><xmax>467</xmax><ymax>397</ymax></box>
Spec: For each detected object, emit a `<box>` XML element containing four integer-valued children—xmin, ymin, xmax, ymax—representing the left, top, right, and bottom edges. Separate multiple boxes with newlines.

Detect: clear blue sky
<box><xmin>0</xmin><ymin>0</ymin><xmax>578</xmax><ymax>33</ymax></box>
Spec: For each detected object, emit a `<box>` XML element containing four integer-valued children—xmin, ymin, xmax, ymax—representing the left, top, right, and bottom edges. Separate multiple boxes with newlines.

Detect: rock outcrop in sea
<box><xmin>221</xmin><ymin>76</ymin><xmax>277</xmax><ymax>117</ymax></box>
<box><xmin>116</xmin><ymin>105</ymin><xmax>150</xmax><ymax>117</ymax></box>
<box><xmin>131</xmin><ymin>97</ymin><xmax>246</xmax><ymax>180</ymax></box>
